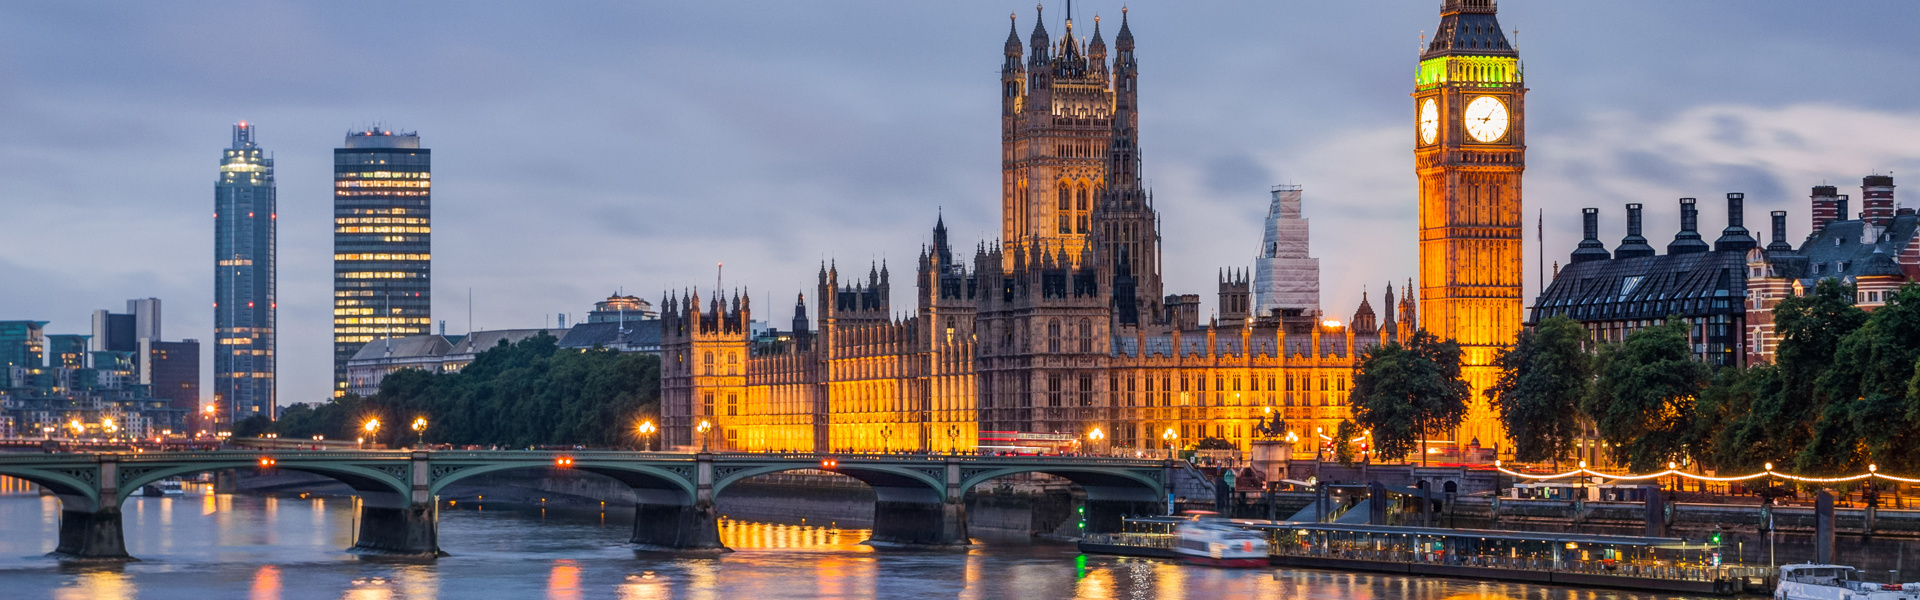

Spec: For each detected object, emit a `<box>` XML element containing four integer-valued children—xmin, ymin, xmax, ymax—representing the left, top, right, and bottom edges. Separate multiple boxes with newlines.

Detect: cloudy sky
<box><xmin>2</xmin><ymin>1</ymin><xmax>1917</xmax><ymax>406</ymax></box>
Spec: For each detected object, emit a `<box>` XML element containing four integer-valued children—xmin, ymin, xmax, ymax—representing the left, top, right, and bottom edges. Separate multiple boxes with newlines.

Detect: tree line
<box><xmin>235</xmin><ymin>333</ymin><xmax>660</xmax><ymax>448</ymax></box>
<box><xmin>1342</xmin><ymin>281</ymin><xmax>1920</xmax><ymax>475</ymax></box>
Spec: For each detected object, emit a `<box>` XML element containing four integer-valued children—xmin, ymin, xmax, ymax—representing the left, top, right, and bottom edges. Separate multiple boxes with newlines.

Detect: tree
<box><xmin>1332</xmin><ymin>420</ymin><xmax>1361</xmax><ymax>467</ymax></box>
<box><xmin>1349</xmin><ymin>330</ymin><xmax>1471</xmax><ymax>465</ymax></box>
<box><xmin>1487</xmin><ymin>314</ymin><xmax>1591</xmax><ymax>465</ymax></box>
<box><xmin>1195</xmin><ymin>437</ymin><xmax>1237</xmax><ymax>450</ymax></box>
<box><xmin>1803</xmin><ymin>283</ymin><xmax>1920</xmax><ymax>473</ymax></box>
<box><xmin>1751</xmin><ymin>279</ymin><xmax>1869</xmax><ymax>468</ymax></box>
<box><xmin>1583</xmin><ymin>319</ymin><xmax>1709</xmax><ymax>471</ymax></box>
<box><xmin>244</xmin><ymin>334</ymin><xmax>660</xmax><ymax>448</ymax></box>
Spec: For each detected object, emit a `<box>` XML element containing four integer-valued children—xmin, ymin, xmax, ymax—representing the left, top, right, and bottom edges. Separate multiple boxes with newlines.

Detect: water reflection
<box><xmin>0</xmin><ymin>488</ymin><xmax>1835</xmax><ymax>599</ymax></box>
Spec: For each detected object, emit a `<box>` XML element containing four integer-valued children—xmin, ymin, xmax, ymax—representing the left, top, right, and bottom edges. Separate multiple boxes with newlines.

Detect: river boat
<box><xmin>1775</xmin><ymin>564</ymin><xmax>1920</xmax><ymax>600</ymax></box>
<box><xmin>140</xmin><ymin>479</ymin><xmax>184</xmax><ymax>497</ymax></box>
<box><xmin>1171</xmin><ymin>513</ymin><xmax>1268</xmax><ymax>568</ymax></box>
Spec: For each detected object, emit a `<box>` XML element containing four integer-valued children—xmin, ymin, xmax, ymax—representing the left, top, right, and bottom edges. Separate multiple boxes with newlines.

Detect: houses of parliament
<box><xmin>660</xmin><ymin>0</ymin><xmax>1524</xmax><ymax>456</ymax></box>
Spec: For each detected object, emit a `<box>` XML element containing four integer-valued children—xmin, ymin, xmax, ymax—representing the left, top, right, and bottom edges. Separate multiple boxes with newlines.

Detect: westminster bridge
<box><xmin>0</xmin><ymin>450</ymin><xmax>1170</xmax><ymax>559</ymax></box>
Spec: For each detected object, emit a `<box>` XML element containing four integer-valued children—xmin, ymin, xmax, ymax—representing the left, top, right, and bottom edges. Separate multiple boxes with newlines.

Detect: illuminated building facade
<box><xmin>661</xmin><ymin>11</ymin><xmax>1395</xmax><ymax>457</ymax></box>
<box><xmin>215</xmin><ymin>122</ymin><xmax>276</xmax><ymax>420</ymax></box>
<box><xmin>1413</xmin><ymin>0</ymin><xmax>1525</xmax><ymax>448</ymax></box>
<box><xmin>331</xmin><ymin>129</ymin><xmax>431</xmax><ymax>395</ymax></box>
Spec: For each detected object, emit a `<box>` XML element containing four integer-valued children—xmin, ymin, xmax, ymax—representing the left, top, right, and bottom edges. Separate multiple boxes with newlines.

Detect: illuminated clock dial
<box><xmin>1418</xmin><ymin>98</ymin><xmax>1439</xmax><ymax>145</ymax></box>
<box><xmin>1463</xmin><ymin>96</ymin><xmax>1509</xmax><ymax>143</ymax></box>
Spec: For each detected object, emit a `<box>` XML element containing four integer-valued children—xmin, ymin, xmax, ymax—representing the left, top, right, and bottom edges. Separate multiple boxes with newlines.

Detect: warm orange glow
<box><xmin>555</xmin><ymin>456</ymin><xmax>574</xmax><ymax>468</ymax></box>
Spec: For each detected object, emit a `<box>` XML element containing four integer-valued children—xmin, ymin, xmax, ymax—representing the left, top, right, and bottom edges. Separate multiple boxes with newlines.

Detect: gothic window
<box><xmin>726</xmin><ymin>394</ymin><xmax>738</xmax><ymax>417</ymax></box>
<box><xmin>1075</xmin><ymin>186</ymin><xmax>1088</xmax><ymax>211</ymax></box>
<box><xmin>704</xmin><ymin>351</ymin><xmax>714</xmax><ymax>375</ymax></box>
<box><xmin>1047</xmin><ymin>374</ymin><xmax>1062</xmax><ymax>407</ymax></box>
<box><xmin>1078</xmin><ymin>318</ymin><xmax>1093</xmax><ymax>352</ymax></box>
<box><xmin>1079</xmin><ymin>374</ymin><xmax>1093</xmax><ymax>406</ymax></box>
<box><xmin>1233</xmin><ymin>377</ymin><xmax>1241</xmax><ymax>392</ymax></box>
<box><xmin>1058</xmin><ymin>183</ymin><xmax>1071</xmax><ymax>210</ymax></box>
<box><xmin>1077</xmin><ymin>215</ymin><xmax>1089</xmax><ymax>234</ymax></box>
<box><xmin>702</xmin><ymin>393</ymin><xmax>714</xmax><ymax>417</ymax></box>
<box><xmin>1047</xmin><ymin>319</ymin><xmax>1061</xmax><ymax>353</ymax></box>
<box><xmin>1267</xmin><ymin>376</ymin><xmax>1276</xmax><ymax>392</ymax></box>
<box><xmin>1059</xmin><ymin>215</ymin><xmax>1071</xmax><ymax>234</ymax></box>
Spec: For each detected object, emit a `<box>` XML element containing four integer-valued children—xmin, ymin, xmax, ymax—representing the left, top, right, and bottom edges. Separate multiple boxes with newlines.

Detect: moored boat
<box><xmin>1776</xmin><ymin>564</ymin><xmax>1920</xmax><ymax>600</ymax></box>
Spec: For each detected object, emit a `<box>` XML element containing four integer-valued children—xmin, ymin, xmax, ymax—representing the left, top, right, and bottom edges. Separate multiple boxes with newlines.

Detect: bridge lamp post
<box><xmin>880</xmin><ymin>426</ymin><xmax>892</xmax><ymax>454</ymax></box>
<box><xmin>411</xmin><ymin>417</ymin><xmax>428</xmax><ymax>449</ymax></box>
<box><xmin>638</xmin><ymin>421</ymin><xmax>657</xmax><ymax>452</ymax></box>
<box><xmin>362</xmin><ymin>419</ymin><xmax>380</xmax><ymax>450</ymax></box>
<box><xmin>1162</xmin><ymin>428</ymin><xmax>1177</xmax><ymax>460</ymax></box>
<box><xmin>946</xmin><ymin>425</ymin><xmax>960</xmax><ymax>456</ymax></box>
<box><xmin>697</xmin><ymin>420</ymin><xmax>713</xmax><ymax>453</ymax></box>
<box><xmin>1088</xmin><ymin>428</ymin><xmax>1104</xmax><ymax>456</ymax></box>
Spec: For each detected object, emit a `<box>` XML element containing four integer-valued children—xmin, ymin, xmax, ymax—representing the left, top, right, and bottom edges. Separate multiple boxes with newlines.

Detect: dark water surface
<box><xmin>0</xmin><ymin>490</ymin><xmax>1740</xmax><ymax>599</ymax></box>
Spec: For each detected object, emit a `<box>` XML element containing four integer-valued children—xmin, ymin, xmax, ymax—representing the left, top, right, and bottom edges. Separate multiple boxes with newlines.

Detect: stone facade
<box><xmin>658</xmin><ymin>10</ymin><xmax>1403</xmax><ymax>456</ymax></box>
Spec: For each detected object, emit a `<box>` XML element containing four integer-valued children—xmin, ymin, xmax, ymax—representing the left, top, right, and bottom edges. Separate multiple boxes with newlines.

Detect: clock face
<box><xmin>1463</xmin><ymin>96</ymin><xmax>1509</xmax><ymax>143</ymax></box>
<box><xmin>1418</xmin><ymin>98</ymin><xmax>1438</xmax><ymax>145</ymax></box>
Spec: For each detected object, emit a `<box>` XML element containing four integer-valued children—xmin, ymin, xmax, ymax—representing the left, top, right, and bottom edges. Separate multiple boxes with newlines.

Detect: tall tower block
<box><xmin>1413</xmin><ymin>0</ymin><xmax>1524</xmax><ymax>447</ymax></box>
<box><xmin>215</xmin><ymin>122</ymin><xmax>276</xmax><ymax>421</ymax></box>
<box><xmin>331</xmin><ymin>128</ymin><xmax>431</xmax><ymax>395</ymax></box>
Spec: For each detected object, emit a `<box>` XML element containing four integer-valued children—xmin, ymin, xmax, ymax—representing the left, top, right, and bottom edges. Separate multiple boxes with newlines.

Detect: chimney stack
<box><xmin>1615</xmin><ymin>203</ymin><xmax>1657</xmax><ymax>259</ymax></box>
<box><xmin>1811</xmin><ymin>185</ymin><xmax>1839</xmax><ymax>230</ymax></box>
<box><xmin>1667</xmin><ymin>198</ymin><xmax>1709</xmax><ymax>255</ymax></box>
<box><xmin>1767</xmin><ymin>210</ymin><xmax>1793</xmax><ymax>252</ymax></box>
<box><xmin>1714</xmin><ymin>192</ymin><xmax>1757</xmax><ymax>252</ymax></box>
<box><xmin>1863</xmin><ymin>174</ymin><xmax>1895</xmax><ymax>227</ymax></box>
<box><xmin>1571</xmin><ymin>208</ymin><xmax>1611</xmax><ymax>263</ymax></box>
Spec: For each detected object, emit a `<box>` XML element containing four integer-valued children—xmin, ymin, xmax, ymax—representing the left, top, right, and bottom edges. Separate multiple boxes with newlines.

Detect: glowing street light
<box><xmin>361</xmin><ymin>418</ymin><xmax>380</xmax><ymax>450</ymax></box>
<box><xmin>1162</xmin><ymin>428</ymin><xmax>1178</xmax><ymax>459</ymax></box>
<box><xmin>637</xmin><ymin>420</ymin><xmax>657</xmax><ymax>451</ymax></box>
<box><xmin>102</xmin><ymin>418</ymin><xmax>116</xmax><ymax>434</ymax></box>
<box><xmin>411</xmin><ymin>417</ymin><xmax>428</xmax><ymax>448</ymax></box>
<box><xmin>697</xmin><ymin>420</ymin><xmax>713</xmax><ymax>453</ymax></box>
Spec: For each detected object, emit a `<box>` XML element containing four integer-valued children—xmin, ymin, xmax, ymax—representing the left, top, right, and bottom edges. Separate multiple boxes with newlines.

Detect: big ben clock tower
<box><xmin>1414</xmin><ymin>0</ymin><xmax>1523</xmax><ymax>449</ymax></box>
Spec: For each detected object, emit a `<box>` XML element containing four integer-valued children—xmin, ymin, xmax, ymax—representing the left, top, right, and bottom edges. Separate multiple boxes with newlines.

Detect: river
<box><xmin>0</xmin><ymin>488</ymin><xmax>1737</xmax><ymax>599</ymax></box>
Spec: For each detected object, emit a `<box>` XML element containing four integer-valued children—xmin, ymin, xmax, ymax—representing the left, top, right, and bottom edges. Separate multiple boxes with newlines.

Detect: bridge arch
<box><xmin>711</xmin><ymin>463</ymin><xmax>944</xmax><ymax>501</ymax></box>
<box><xmin>959</xmin><ymin>464</ymin><xmax>1167</xmax><ymax>534</ymax></box>
<box><xmin>425</xmin><ymin>460</ymin><xmax>697</xmax><ymax>506</ymax></box>
<box><xmin>0</xmin><ymin>465</ymin><xmax>104</xmax><ymax>511</ymax></box>
<box><xmin>118</xmin><ymin>461</ymin><xmax>411</xmax><ymax>507</ymax></box>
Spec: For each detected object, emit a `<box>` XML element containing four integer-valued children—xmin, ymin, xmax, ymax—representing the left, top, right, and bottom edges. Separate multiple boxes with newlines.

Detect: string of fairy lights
<box><xmin>1493</xmin><ymin>460</ymin><xmax>1920</xmax><ymax>485</ymax></box>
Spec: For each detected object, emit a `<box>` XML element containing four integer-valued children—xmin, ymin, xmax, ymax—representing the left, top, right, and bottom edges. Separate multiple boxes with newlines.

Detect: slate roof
<box><xmin>557</xmin><ymin>320</ymin><xmax>662</xmax><ymax>350</ymax></box>
<box><xmin>347</xmin><ymin>334</ymin><xmax>452</xmax><ymax>362</ymax></box>
<box><xmin>1532</xmin><ymin>250</ymin><xmax>1747</xmax><ymax>324</ymax></box>
<box><xmin>1422</xmin><ymin>2</ymin><xmax>1515</xmax><ymax>59</ymax></box>
<box><xmin>1770</xmin><ymin>215</ymin><xmax>1918</xmax><ymax>281</ymax></box>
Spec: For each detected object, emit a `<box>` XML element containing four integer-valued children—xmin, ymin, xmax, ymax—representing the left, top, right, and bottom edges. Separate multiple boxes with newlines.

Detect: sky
<box><xmin>2</xmin><ymin>1</ymin><xmax>1917</xmax><ymax>407</ymax></box>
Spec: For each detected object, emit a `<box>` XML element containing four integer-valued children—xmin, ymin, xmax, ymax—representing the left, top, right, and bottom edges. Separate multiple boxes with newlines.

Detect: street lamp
<box><xmin>411</xmin><ymin>417</ymin><xmax>428</xmax><ymax>448</ymax></box>
<box><xmin>1088</xmin><ymin>428</ymin><xmax>1104</xmax><ymax>456</ymax></box>
<box><xmin>362</xmin><ymin>419</ymin><xmax>380</xmax><ymax>450</ymax></box>
<box><xmin>638</xmin><ymin>420</ymin><xmax>657</xmax><ymax>451</ymax></box>
<box><xmin>880</xmin><ymin>425</ymin><xmax>892</xmax><ymax>454</ymax></box>
<box><xmin>946</xmin><ymin>425</ymin><xmax>960</xmax><ymax>456</ymax></box>
<box><xmin>1162</xmin><ymin>428</ymin><xmax>1178</xmax><ymax>459</ymax></box>
<box><xmin>697</xmin><ymin>420</ymin><xmax>713</xmax><ymax>453</ymax></box>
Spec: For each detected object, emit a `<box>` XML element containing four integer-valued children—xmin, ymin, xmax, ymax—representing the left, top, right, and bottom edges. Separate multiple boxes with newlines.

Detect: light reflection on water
<box><xmin>0</xmin><ymin>486</ymin><xmax>1722</xmax><ymax>599</ymax></box>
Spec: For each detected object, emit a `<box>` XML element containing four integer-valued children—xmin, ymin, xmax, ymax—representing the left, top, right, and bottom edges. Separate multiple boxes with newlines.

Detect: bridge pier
<box><xmin>868</xmin><ymin>486</ymin><xmax>968</xmax><ymax>547</ymax></box>
<box><xmin>54</xmin><ymin>506</ymin><xmax>130</xmax><ymax>560</ymax></box>
<box><xmin>630</xmin><ymin>454</ymin><xmax>727</xmax><ymax>553</ymax></box>
<box><xmin>353</xmin><ymin>501</ymin><xmax>442</xmax><ymax>557</ymax></box>
<box><xmin>350</xmin><ymin>452</ymin><xmax>444</xmax><ymax>557</ymax></box>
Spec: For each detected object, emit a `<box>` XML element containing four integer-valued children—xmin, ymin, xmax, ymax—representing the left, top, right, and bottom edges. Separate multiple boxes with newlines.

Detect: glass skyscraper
<box><xmin>214</xmin><ymin>122</ymin><xmax>276</xmax><ymax>423</ymax></box>
<box><xmin>332</xmin><ymin>128</ymin><xmax>431</xmax><ymax>395</ymax></box>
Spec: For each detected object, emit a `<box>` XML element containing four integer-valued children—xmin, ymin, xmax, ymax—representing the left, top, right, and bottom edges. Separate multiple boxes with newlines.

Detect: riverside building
<box><xmin>332</xmin><ymin>128</ymin><xmax>431</xmax><ymax>396</ymax></box>
<box><xmin>658</xmin><ymin>8</ymin><xmax>1443</xmax><ymax>456</ymax></box>
<box><xmin>215</xmin><ymin>122</ymin><xmax>276</xmax><ymax>420</ymax></box>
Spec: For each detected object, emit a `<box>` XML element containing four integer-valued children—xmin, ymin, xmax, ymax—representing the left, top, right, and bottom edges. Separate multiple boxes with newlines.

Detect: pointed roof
<box><xmin>1422</xmin><ymin>0</ymin><xmax>1514</xmax><ymax>60</ymax></box>
<box><xmin>1116</xmin><ymin>5</ymin><xmax>1133</xmax><ymax>48</ymax></box>
<box><xmin>1005</xmin><ymin>12</ymin><xmax>1022</xmax><ymax>53</ymax></box>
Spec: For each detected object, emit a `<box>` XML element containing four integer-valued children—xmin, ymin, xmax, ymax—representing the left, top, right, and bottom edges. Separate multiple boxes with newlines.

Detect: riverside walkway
<box><xmin>0</xmin><ymin>450</ymin><xmax>1168</xmax><ymax>559</ymax></box>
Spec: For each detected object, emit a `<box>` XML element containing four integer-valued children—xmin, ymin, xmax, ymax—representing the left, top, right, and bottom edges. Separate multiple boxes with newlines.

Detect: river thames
<box><xmin>0</xmin><ymin>489</ymin><xmax>1728</xmax><ymax>599</ymax></box>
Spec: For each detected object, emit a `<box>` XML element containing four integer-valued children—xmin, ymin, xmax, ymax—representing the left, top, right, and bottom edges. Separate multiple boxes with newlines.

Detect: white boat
<box><xmin>1776</xmin><ymin>564</ymin><xmax>1920</xmax><ymax>600</ymax></box>
<box><xmin>1172</xmin><ymin>513</ymin><xmax>1269</xmax><ymax>568</ymax></box>
<box><xmin>141</xmin><ymin>479</ymin><xmax>185</xmax><ymax>497</ymax></box>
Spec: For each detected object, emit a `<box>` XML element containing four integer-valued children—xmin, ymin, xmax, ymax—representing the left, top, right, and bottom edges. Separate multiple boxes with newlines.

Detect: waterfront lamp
<box><xmin>698</xmin><ymin>420</ymin><xmax>712</xmax><ymax>452</ymax></box>
<box><xmin>411</xmin><ymin>417</ymin><xmax>428</xmax><ymax>448</ymax></box>
<box><xmin>638</xmin><ymin>420</ymin><xmax>657</xmax><ymax>452</ymax></box>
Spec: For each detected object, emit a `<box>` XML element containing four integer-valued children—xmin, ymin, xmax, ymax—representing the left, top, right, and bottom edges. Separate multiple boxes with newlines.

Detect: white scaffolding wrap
<box><xmin>1252</xmin><ymin>185</ymin><xmax>1321</xmax><ymax>316</ymax></box>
